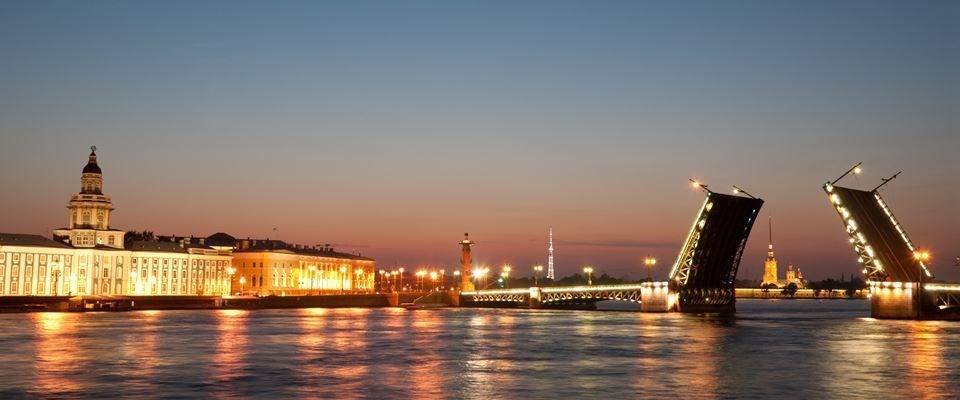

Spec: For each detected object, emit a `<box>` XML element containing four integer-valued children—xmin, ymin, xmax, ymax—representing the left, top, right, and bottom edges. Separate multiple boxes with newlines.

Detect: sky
<box><xmin>1</xmin><ymin>0</ymin><xmax>957</xmax><ymax>281</ymax></box>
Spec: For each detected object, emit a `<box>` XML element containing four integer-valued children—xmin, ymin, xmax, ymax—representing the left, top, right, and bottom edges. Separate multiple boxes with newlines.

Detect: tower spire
<box><xmin>767</xmin><ymin>216</ymin><xmax>775</xmax><ymax>259</ymax></box>
<box><xmin>547</xmin><ymin>228</ymin><xmax>555</xmax><ymax>280</ymax></box>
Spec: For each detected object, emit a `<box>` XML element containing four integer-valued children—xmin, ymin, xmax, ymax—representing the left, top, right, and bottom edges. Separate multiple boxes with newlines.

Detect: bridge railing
<box><xmin>460</xmin><ymin>288</ymin><xmax>530</xmax><ymax>296</ymax></box>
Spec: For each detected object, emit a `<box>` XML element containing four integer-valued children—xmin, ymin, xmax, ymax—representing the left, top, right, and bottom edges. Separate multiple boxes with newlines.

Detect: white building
<box><xmin>0</xmin><ymin>147</ymin><xmax>231</xmax><ymax>297</ymax></box>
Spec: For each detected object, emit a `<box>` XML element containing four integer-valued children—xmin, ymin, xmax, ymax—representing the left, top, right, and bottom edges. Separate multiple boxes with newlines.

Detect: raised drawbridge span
<box><xmin>461</xmin><ymin>182</ymin><xmax>764</xmax><ymax>313</ymax></box>
<box><xmin>824</xmin><ymin>165</ymin><xmax>959</xmax><ymax>319</ymax></box>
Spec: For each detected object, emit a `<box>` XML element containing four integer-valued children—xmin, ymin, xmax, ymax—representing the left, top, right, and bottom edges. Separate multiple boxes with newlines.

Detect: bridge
<box><xmin>824</xmin><ymin>164</ymin><xmax>960</xmax><ymax>320</ymax></box>
<box><xmin>461</xmin><ymin>183</ymin><xmax>763</xmax><ymax>313</ymax></box>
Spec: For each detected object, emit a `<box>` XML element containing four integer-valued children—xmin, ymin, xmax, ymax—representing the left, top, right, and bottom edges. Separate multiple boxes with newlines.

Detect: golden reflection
<box><xmin>633</xmin><ymin>314</ymin><xmax>722</xmax><ymax>396</ymax></box>
<box><xmin>905</xmin><ymin>322</ymin><xmax>947</xmax><ymax>398</ymax></box>
<box><xmin>118</xmin><ymin>309</ymin><xmax>161</xmax><ymax>394</ymax></box>
<box><xmin>463</xmin><ymin>311</ymin><xmax>517</xmax><ymax>399</ymax></box>
<box><xmin>409</xmin><ymin>310</ymin><xmax>445</xmax><ymax>399</ymax></box>
<box><xmin>295</xmin><ymin>308</ymin><xmax>328</xmax><ymax>397</ymax></box>
<box><xmin>324</xmin><ymin>309</ymin><xmax>370</xmax><ymax>395</ymax></box>
<box><xmin>212</xmin><ymin>309</ymin><xmax>249</xmax><ymax>399</ymax></box>
<box><xmin>32</xmin><ymin>313</ymin><xmax>85</xmax><ymax>396</ymax></box>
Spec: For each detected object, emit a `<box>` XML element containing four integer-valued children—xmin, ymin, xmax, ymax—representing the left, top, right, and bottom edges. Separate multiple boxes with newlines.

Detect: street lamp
<box><xmin>533</xmin><ymin>265</ymin><xmax>543</xmax><ymax>286</ymax></box>
<box><xmin>379</xmin><ymin>270</ymin><xmax>386</xmax><ymax>292</ymax></box>
<box><xmin>644</xmin><ymin>256</ymin><xmax>657</xmax><ymax>281</ymax></box>
<box><xmin>473</xmin><ymin>267</ymin><xmax>487</xmax><ymax>289</ymax></box>
<box><xmin>430</xmin><ymin>271</ymin><xmax>438</xmax><ymax>291</ymax></box>
<box><xmin>453</xmin><ymin>270</ymin><xmax>461</xmax><ymax>290</ymax></box>
<box><xmin>500</xmin><ymin>265</ymin><xmax>511</xmax><ymax>288</ymax></box>
<box><xmin>398</xmin><ymin>267</ymin><xmax>405</xmax><ymax>292</ymax></box>
<box><xmin>239</xmin><ymin>276</ymin><xmax>246</xmax><ymax>294</ymax></box>
<box><xmin>583</xmin><ymin>266</ymin><xmax>594</xmax><ymax>286</ymax></box>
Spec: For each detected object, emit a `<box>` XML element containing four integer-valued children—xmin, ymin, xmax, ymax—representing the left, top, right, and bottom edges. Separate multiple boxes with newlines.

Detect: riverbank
<box><xmin>0</xmin><ymin>293</ymin><xmax>427</xmax><ymax>313</ymax></box>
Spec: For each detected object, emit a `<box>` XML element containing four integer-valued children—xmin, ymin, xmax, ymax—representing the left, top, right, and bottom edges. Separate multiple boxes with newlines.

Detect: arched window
<box><xmin>82</xmin><ymin>211</ymin><xmax>91</xmax><ymax>225</ymax></box>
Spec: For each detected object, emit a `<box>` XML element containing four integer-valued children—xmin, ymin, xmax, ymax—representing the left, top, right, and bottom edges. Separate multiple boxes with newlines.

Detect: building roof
<box><xmin>126</xmin><ymin>241</ymin><xmax>188</xmax><ymax>253</ymax></box>
<box><xmin>0</xmin><ymin>233</ymin><xmax>74</xmax><ymax>249</ymax></box>
<box><xmin>234</xmin><ymin>238</ymin><xmax>374</xmax><ymax>261</ymax></box>
<box><xmin>205</xmin><ymin>232</ymin><xmax>237</xmax><ymax>247</ymax></box>
<box><xmin>82</xmin><ymin>148</ymin><xmax>102</xmax><ymax>174</ymax></box>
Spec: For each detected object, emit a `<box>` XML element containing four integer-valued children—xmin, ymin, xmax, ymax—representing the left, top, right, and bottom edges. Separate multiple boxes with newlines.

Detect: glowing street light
<box><xmin>533</xmin><ymin>264</ymin><xmax>543</xmax><ymax>286</ymax></box>
<box><xmin>430</xmin><ymin>271</ymin><xmax>438</xmax><ymax>291</ymax></box>
<box><xmin>644</xmin><ymin>256</ymin><xmax>657</xmax><ymax>281</ymax></box>
<box><xmin>398</xmin><ymin>268</ymin><xmax>405</xmax><ymax>292</ymax></box>
<box><xmin>473</xmin><ymin>267</ymin><xmax>488</xmax><ymax>289</ymax></box>
<box><xmin>239</xmin><ymin>276</ymin><xmax>247</xmax><ymax>294</ymax></box>
<box><xmin>583</xmin><ymin>266</ymin><xmax>594</xmax><ymax>286</ymax></box>
<box><xmin>453</xmin><ymin>270</ymin><xmax>461</xmax><ymax>290</ymax></box>
<box><xmin>500</xmin><ymin>265</ymin><xmax>512</xmax><ymax>289</ymax></box>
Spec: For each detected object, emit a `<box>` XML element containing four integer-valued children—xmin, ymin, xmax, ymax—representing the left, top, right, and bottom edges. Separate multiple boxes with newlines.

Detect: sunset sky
<box><xmin>1</xmin><ymin>1</ymin><xmax>957</xmax><ymax>280</ymax></box>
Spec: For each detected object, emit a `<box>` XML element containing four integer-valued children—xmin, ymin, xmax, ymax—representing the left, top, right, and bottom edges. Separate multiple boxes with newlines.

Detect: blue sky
<box><xmin>1</xmin><ymin>1</ymin><xmax>957</xmax><ymax>280</ymax></box>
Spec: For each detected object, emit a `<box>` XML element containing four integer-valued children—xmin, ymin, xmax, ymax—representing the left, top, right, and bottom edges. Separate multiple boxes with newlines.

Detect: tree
<box><xmin>124</xmin><ymin>230</ymin><xmax>155</xmax><ymax>247</ymax></box>
<box><xmin>845</xmin><ymin>277</ymin><xmax>866</xmax><ymax>298</ymax></box>
<box><xmin>781</xmin><ymin>282</ymin><xmax>799</xmax><ymax>297</ymax></box>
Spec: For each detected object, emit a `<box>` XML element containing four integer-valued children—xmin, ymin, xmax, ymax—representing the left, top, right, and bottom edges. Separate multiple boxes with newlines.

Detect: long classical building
<box><xmin>0</xmin><ymin>147</ymin><xmax>374</xmax><ymax>298</ymax></box>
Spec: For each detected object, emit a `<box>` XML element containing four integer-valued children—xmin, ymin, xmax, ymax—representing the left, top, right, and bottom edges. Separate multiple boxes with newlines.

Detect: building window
<box><xmin>82</xmin><ymin>211</ymin><xmax>91</xmax><ymax>225</ymax></box>
<box><xmin>108</xmin><ymin>236</ymin><xmax>115</xmax><ymax>246</ymax></box>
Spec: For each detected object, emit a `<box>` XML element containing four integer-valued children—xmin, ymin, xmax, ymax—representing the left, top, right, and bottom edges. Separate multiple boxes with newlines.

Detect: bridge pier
<box><xmin>529</xmin><ymin>287</ymin><xmax>541</xmax><ymax>309</ymax></box>
<box><xmin>869</xmin><ymin>281</ymin><xmax>923</xmax><ymax>319</ymax></box>
<box><xmin>640</xmin><ymin>282</ymin><xmax>673</xmax><ymax>312</ymax></box>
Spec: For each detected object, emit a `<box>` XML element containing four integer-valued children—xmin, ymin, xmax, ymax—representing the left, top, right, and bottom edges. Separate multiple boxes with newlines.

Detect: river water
<box><xmin>0</xmin><ymin>299</ymin><xmax>957</xmax><ymax>399</ymax></box>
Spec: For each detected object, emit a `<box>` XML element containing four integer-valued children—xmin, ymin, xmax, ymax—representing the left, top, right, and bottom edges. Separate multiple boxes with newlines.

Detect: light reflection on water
<box><xmin>0</xmin><ymin>300</ymin><xmax>958</xmax><ymax>399</ymax></box>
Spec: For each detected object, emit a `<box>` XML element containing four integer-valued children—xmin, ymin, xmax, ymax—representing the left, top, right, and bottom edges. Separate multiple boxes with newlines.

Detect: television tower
<box><xmin>547</xmin><ymin>228</ymin><xmax>555</xmax><ymax>280</ymax></box>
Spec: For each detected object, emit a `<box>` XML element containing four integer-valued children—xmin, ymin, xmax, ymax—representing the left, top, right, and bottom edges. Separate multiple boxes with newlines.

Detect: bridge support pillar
<box><xmin>386</xmin><ymin>292</ymin><xmax>400</xmax><ymax>307</ymax></box>
<box><xmin>529</xmin><ymin>287</ymin><xmax>541</xmax><ymax>309</ymax></box>
<box><xmin>640</xmin><ymin>282</ymin><xmax>674</xmax><ymax>312</ymax></box>
<box><xmin>447</xmin><ymin>290</ymin><xmax>461</xmax><ymax>307</ymax></box>
<box><xmin>870</xmin><ymin>282</ymin><xmax>919</xmax><ymax>319</ymax></box>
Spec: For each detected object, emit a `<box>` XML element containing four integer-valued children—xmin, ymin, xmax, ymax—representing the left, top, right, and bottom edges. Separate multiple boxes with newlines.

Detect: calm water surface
<box><xmin>1</xmin><ymin>299</ymin><xmax>958</xmax><ymax>399</ymax></box>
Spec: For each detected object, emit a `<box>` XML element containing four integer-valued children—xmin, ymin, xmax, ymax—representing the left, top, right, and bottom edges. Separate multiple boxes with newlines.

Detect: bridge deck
<box><xmin>825</xmin><ymin>185</ymin><xmax>932</xmax><ymax>283</ymax></box>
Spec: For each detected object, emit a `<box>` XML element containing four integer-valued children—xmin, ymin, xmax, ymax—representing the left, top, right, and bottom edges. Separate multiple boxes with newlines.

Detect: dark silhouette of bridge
<box><xmin>824</xmin><ymin>164</ymin><xmax>959</xmax><ymax>319</ymax></box>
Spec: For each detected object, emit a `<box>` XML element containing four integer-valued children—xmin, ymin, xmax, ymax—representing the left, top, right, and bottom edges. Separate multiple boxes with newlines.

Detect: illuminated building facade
<box><xmin>760</xmin><ymin>217</ymin><xmax>805</xmax><ymax>288</ymax></box>
<box><xmin>230</xmin><ymin>239</ymin><xmax>375</xmax><ymax>296</ymax></box>
<box><xmin>0</xmin><ymin>148</ymin><xmax>231</xmax><ymax>297</ymax></box>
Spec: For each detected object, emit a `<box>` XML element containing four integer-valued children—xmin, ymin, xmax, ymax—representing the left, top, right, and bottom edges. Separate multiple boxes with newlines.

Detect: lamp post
<box><xmin>533</xmin><ymin>265</ymin><xmax>543</xmax><ymax>286</ymax></box>
<box><xmin>473</xmin><ymin>267</ymin><xmax>486</xmax><ymax>290</ymax></box>
<box><xmin>644</xmin><ymin>256</ymin><xmax>657</xmax><ymax>282</ymax></box>
<box><xmin>398</xmin><ymin>268</ymin><xmax>405</xmax><ymax>292</ymax></box>
<box><xmin>379</xmin><ymin>270</ymin><xmax>386</xmax><ymax>292</ymax></box>
<box><xmin>453</xmin><ymin>270</ymin><xmax>461</xmax><ymax>291</ymax></box>
<box><xmin>583</xmin><ymin>266</ymin><xmax>594</xmax><ymax>286</ymax></box>
<box><xmin>239</xmin><ymin>276</ymin><xmax>246</xmax><ymax>294</ymax></box>
<box><xmin>500</xmin><ymin>265</ymin><xmax>511</xmax><ymax>288</ymax></box>
<box><xmin>430</xmin><ymin>271</ymin><xmax>438</xmax><ymax>291</ymax></box>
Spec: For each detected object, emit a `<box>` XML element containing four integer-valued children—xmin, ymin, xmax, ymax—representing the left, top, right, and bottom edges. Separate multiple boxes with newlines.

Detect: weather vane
<box><xmin>91</xmin><ymin>145</ymin><xmax>97</xmax><ymax>153</ymax></box>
